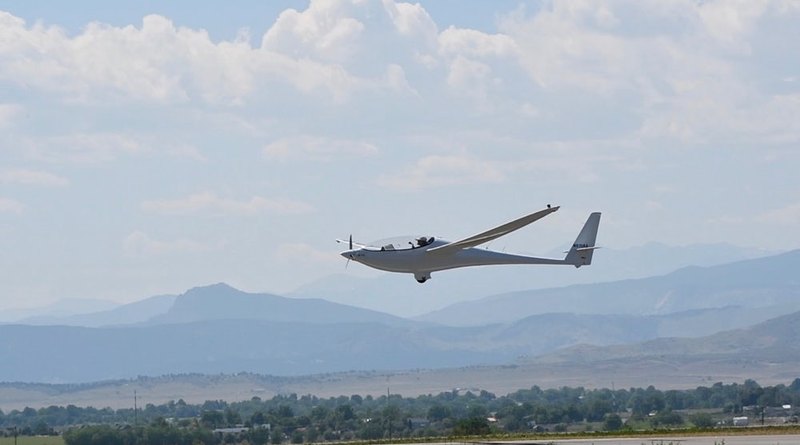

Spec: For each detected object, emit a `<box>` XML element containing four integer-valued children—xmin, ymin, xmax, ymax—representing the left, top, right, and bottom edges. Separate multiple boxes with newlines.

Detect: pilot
<box><xmin>416</xmin><ymin>237</ymin><xmax>429</xmax><ymax>247</ymax></box>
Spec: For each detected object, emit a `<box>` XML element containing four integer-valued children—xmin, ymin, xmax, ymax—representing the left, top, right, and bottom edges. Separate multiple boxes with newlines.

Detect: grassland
<box><xmin>0</xmin><ymin>438</ymin><xmax>63</xmax><ymax>445</ymax></box>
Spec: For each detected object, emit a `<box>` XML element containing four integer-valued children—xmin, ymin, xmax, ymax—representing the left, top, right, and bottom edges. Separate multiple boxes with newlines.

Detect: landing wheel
<box><xmin>416</xmin><ymin>277</ymin><xmax>428</xmax><ymax>283</ymax></box>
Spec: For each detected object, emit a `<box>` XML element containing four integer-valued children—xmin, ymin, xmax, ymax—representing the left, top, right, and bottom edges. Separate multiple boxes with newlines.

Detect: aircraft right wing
<box><xmin>336</xmin><ymin>238</ymin><xmax>370</xmax><ymax>249</ymax></box>
<box><xmin>427</xmin><ymin>206</ymin><xmax>559</xmax><ymax>255</ymax></box>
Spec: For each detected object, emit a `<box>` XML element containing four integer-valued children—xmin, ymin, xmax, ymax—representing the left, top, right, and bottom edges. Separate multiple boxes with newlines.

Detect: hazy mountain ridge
<box><xmin>2</xmin><ymin>248</ymin><xmax>799</xmax><ymax>384</ymax></box>
<box><xmin>19</xmin><ymin>295</ymin><xmax>178</xmax><ymax>327</ymax></box>
<box><xmin>2</xmin><ymin>298</ymin><xmax>121</xmax><ymax>324</ymax></box>
<box><xmin>534</xmin><ymin>309</ymin><xmax>800</xmax><ymax>365</ymax></box>
<box><xmin>5</xmin><ymin>309</ymin><xmax>800</xmax><ymax>410</ymax></box>
<box><xmin>292</xmin><ymin>243</ymin><xmax>776</xmax><ymax>317</ymax></box>
<box><xmin>1</xmin><ymin>304</ymin><xmax>797</xmax><ymax>383</ymax></box>
<box><xmin>416</xmin><ymin>249</ymin><xmax>800</xmax><ymax>325</ymax></box>
<box><xmin>147</xmin><ymin>283</ymin><xmax>410</xmax><ymax>326</ymax></box>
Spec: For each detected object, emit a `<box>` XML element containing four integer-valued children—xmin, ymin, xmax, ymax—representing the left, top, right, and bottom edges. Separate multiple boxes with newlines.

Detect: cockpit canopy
<box><xmin>367</xmin><ymin>235</ymin><xmax>436</xmax><ymax>251</ymax></box>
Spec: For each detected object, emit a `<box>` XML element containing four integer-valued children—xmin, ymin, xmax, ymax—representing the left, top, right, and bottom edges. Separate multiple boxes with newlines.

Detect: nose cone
<box><xmin>341</xmin><ymin>249</ymin><xmax>358</xmax><ymax>260</ymax></box>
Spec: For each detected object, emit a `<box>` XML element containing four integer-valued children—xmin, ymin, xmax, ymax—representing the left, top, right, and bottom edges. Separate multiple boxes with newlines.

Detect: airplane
<box><xmin>337</xmin><ymin>205</ymin><xmax>601</xmax><ymax>283</ymax></box>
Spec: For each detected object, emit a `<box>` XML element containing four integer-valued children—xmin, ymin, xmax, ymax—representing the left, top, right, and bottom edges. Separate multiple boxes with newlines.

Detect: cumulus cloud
<box><xmin>263</xmin><ymin>135</ymin><xmax>378</xmax><ymax>162</ymax></box>
<box><xmin>0</xmin><ymin>103</ymin><xmax>22</xmax><ymax>126</ymax></box>
<box><xmin>141</xmin><ymin>192</ymin><xmax>314</xmax><ymax>216</ymax></box>
<box><xmin>438</xmin><ymin>27</ymin><xmax>517</xmax><ymax>58</ymax></box>
<box><xmin>27</xmin><ymin>133</ymin><xmax>145</xmax><ymax>164</ymax></box>
<box><xmin>0</xmin><ymin>197</ymin><xmax>24</xmax><ymax>214</ymax></box>
<box><xmin>273</xmin><ymin>242</ymin><xmax>339</xmax><ymax>265</ymax></box>
<box><xmin>757</xmin><ymin>203</ymin><xmax>800</xmax><ymax>225</ymax></box>
<box><xmin>500</xmin><ymin>0</ymin><xmax>800</xmax><ymax>144</ymax></box>
<box><xmin>378</xmin><ymin>154</ymin><xmax>506</xmax><ymax>190</ymax></box>
<box><xmin>21</xmin><ymin>133</ymin><xmax>208</xmax><ymax>164</ymax></box>
<box><xmin>0</xmin><ymin>5</ymin><xmax>425</xmax><ymax>104</ymax></box>
<box><xmin>123</xmin><ymin>230</ymin><xmax>212</xmax><ymax>257</ymax></box>
<box><xmin>0</xmin><ymin>169</ymin><xmax>69</xmax><ymax>186</ymax></box>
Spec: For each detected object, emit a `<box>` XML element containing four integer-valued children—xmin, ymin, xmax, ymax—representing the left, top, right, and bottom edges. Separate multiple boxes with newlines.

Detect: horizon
<box><xmin>0</xmin><ymin>242</ymin><xmax>789</xmax><ymax>316</ymax></box>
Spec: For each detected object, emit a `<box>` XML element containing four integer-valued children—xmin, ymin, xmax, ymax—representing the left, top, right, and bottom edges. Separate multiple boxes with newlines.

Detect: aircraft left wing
<box><xmin>427</xmin><ymin>206</ymin><xmax>559</xmax><ymax>255</ymax></box>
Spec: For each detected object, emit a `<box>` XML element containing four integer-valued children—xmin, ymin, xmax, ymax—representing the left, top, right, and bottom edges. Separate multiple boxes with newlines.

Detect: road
<box><xmin>481</xmin><ymin>435</ymin><xmax>800</xmax><ymax>445</ymax></box>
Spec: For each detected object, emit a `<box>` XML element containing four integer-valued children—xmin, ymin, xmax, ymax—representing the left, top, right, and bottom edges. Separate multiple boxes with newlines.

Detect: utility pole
<box><xmin>134</xmin><ymin>390</ymin><xmax>138</xmax><ymax>426</ymax></box>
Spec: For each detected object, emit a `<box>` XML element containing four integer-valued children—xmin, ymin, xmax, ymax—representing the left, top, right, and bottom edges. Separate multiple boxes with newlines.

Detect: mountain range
<box><xmin>1</xmin><ymin>248</ymin><xmax>800</xmax><ymax>386</ymax></box>
<box><xmin>290</xmin><ymin>242</ymin><xmax>776</xmax><ymax>317</ymax></box>
<box><xmin>4</xmin><ymin>304</ymin><xmax>800</xmax><ymax>411</ymax></box>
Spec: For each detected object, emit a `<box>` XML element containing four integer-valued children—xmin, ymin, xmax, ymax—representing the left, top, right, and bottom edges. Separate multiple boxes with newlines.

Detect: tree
<box><xmin>650</xmin><ymin>410</ymin><xmax>683</xmax><ymax>427</ymax></box>
<box><xmin>290</xmin><ymin>430</ymin><xmax>304</xmax><ymax>444</ymax></box>
<box><xmin>603</xmin><ymin>414</ymin><xmax>623</xmax><ymax>431</ymax></box>
<box><xmin>251</xmin><ymin>411</ymin><xmax>267</xmax><ymax>426</ymax></box>
<box><xmin>201</xmin><ymin>410</ymin><xmax>225</xmax><ymax>429</ymax></box>
<box><xmin>249</xmin><ymin>427</ymin><xmax>270</xmax><ymax>445</ymax></box>
<box><xmin>454</xmin><ymin>417</ymin><xmax>490</xmax><ymax>436</ymax></box>
<box><xmin>427</xmin><ymin>403</ymin><xmax>451</xmax><ymax>422</ymax></box>
<box><xmin>690</xmin><ymin>412</ymin><xmax>716</xmax><ymax>428</ymax></box>
<box><xmin>225</xmin><ymin>408</ymin><xmax>242</xmax><ymax>426</ymax></box>
<box><xmin>271</xmin><ymin>426</ymin><xmax>284</xmax><ymax>444</ymax></box>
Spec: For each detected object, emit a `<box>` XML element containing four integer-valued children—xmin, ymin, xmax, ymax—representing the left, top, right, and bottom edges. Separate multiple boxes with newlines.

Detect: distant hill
<box><xmin>0</xmin><ymin>320</ymin><xmax>499</xmax><ymax>382</ymax></box>
<box><xmin>291</xmin><ymin>243</ymin><xmax>776</xmax><ymax>317</ymax></box>
<box><xmin>537</xmin><ymin>307</ymin><xmax>800</xmax><ymax>365</ymax></box>
<box><xmin>0</xmin><ymin>302</ymin><xmax>794</xmax><ymax>383</ymax></box>
<box><xmin>147</xmin><ymin>283</ymin><xmax>409</xmax><ymax>326</ymax></box>
<box><xmin>2</xmin><ymin>298</ymin><xmax>121</xmax><ymax>324</ymax></box>
<box><xmin>17</xmin><ymin>294</ymin><xmax>177</xmax><ymax>327</ymax></box>
<box><xmin>416</xmin><ymin>249</ymin><xmax>800</xmax><ymax>325</ymax></box>
<box><xmin>5</xmin><ymin>309</ymin><xmax>800</xmax><ymax>410</ymax></box>
<box><xmin>3</xmin><ymin>249</ymin><xmax>800</xmax><ymax>385</ymax></box>
<box><xmin>5</xmin><ymin>283</ymin><xmax>410</xmax><ymax>328</ymax></box>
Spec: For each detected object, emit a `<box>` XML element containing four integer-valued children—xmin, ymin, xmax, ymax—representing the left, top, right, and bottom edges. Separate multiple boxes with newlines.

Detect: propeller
<box><xmin>346</xmin><ymin>235</ymin><xmax>352</xmax><ymax>269</ymax></box>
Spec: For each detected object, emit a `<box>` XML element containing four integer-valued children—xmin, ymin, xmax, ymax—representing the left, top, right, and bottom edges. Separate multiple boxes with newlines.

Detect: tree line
<box><xmin>1</xmin><ymin>378</ymin><xmax>799</xmax><ymax>444</ymax></box>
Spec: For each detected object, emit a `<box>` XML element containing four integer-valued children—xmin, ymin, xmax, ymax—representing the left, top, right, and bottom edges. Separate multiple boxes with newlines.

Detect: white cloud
<box><xmin>123</xmin><ymin>230</ymin><xmax>211</xmax><ymax>257</ymax></box>
<box><xmin>378</xmin><ymin>154</ymin><xmax>505</xmax><ymax>190</ymax></box>
<box><xmin>165</xmin><ymin>144</ymin><xmax>208</xmax><ymax>162</ymax></box>
<box><xmin>0</xmin><ymin>169</ymin><xmax>69</xmax><ymax>187</ymax></box>
<box><xmin>496</xmin><ymin>0</ymin><xmax>800</xmax><ymax>146</ymax></box>
<box><xmin>438</xmin><ymin>27</ymin><xmax>517</xmax><ymax>58</ymax></box>
<box><xmin>262</xmin><ymin>2</ymin><xmax>366</xmax><ymax>63</ymax></box>
<box><xmin>757</xmin><ymin>203</ymin><xmax>800</xmax><ymax>225</ymax></box>
<box><xmin>697</xmin><ymin>0</ymin><xmax>770</xmax><ymax>47</ymax></box>
<box><xmin>263</xmin><ymin>135</ymin><xmax>378</xmax><ymax>162</ymax></box>
<box><xmin>27</xmin><ymin>133</ymin><xmax>145</xmax><ymax>164</ymax></box>
<box><xmin>141</xmin><ymin>192</ymin><xmax>314</xmax><ymax>216</ymax></box>
<box><xmin>0</xmin><ymin>197</ymin><xmax>24</xmax><ymax>214</ymax></box>
<box><xmin>273</xmin><ymin>242</ymin><xmax>339</xmax><ymax>265</ymax></box>
<box><xmin>21</xmin><ymin>133</ymin><xmax>210</xmax><ymax>164</ymax></box>
<box><xmin>0</xmin><ymin>5</ymin><xmax>424</xmax><ymax>104</ymax></box>
<box><xmin>445</xmin><ymin>55</ymin><xmax>492</xmax><ymax>98</ymax></box>
<box><xmin>0</xmin><ymin>103</ymin><xmax>22</xmax><ymax>126</ymax></box>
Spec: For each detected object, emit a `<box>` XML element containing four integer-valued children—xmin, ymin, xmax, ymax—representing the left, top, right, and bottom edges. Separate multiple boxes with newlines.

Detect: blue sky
<box><xmin>1</xmin><ymin>1</ymin><xmax>798</xmax><ymax>309</ymax></box>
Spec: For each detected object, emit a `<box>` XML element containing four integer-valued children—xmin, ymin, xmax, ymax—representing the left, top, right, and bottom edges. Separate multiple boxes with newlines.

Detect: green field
<box><xmin>0</xmin><ymin>437</ymin><xmax>63</xmax><ymax>445</ymax></box>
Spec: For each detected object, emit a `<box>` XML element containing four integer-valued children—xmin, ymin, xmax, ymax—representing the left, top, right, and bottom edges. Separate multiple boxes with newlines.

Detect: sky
<box><xmin>0</xmin><ymin>0</ymin><xmax>798</xmax><ymax>310</ymax></box>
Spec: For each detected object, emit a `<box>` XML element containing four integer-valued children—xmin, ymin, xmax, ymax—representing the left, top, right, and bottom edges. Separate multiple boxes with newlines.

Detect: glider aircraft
<box><xmin>337</xmin><ymin>205</ymin><xmax>601</xmax><ymax>283</ymax></box>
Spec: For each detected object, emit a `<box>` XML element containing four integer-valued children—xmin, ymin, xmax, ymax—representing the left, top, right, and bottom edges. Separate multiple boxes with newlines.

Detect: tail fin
<box><xmin>564</xmin><ymin>212</ymin><xmax>601</xmax><ymax>267</ymax></box>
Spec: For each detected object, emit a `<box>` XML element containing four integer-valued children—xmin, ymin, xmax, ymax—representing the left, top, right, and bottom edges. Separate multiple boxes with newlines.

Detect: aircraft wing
<box><xmin>427</xmin><ymin>206</ymin><xmax>559</xmax><ymax>254</ymax></box>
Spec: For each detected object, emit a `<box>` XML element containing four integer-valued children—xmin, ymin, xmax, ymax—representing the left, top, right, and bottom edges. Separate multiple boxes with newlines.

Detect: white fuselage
<box><xmin>338</xmin><ymin>208</ymin><xmax>599</xmax><ymax>283</ymax></box>
<box><xmin>341</xmin><ymin>239</ymin><xmax>566</xmax><ymax>277</ymax></box>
